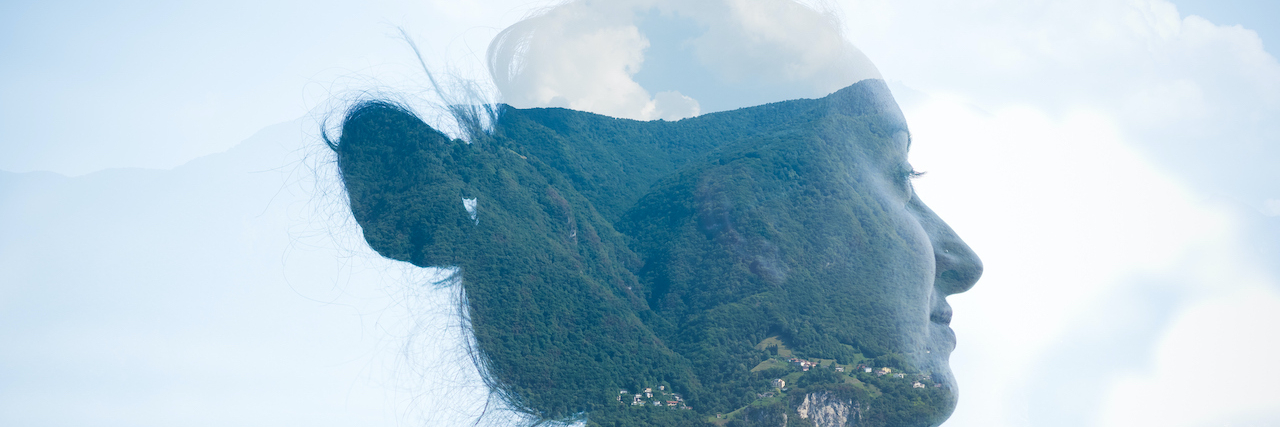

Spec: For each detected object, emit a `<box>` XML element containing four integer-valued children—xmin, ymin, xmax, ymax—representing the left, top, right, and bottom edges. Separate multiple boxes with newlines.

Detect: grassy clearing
<box><xmin>753</xmin><ymin>336</ymin><xmax>793</xmax><ymax>358</ymax></box>
<box><xmin>750</xmin><ymin>358</ymin><xmax>789</xmax><ymax>372</ymax></box>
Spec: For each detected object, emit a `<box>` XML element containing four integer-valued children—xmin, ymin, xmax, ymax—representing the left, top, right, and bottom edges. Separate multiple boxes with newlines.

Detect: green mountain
<box><xmin>332</xmin><ymin>80</ymin><xmax>958</xmax><ymax>426</ymax></box>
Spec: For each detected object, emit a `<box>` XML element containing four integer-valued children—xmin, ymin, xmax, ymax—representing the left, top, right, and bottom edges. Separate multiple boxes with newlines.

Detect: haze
<box><xmin>2</xmin><ymin>0</ymin><xmax>1278</xmax><ymax>426</ymax></box>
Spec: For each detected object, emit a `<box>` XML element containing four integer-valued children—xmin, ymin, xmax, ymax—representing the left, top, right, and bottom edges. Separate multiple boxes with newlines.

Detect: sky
<box><xmin>2</xmin><ymin>0</ymin><xmax>1279</xmax><ymax>426</ymax></box>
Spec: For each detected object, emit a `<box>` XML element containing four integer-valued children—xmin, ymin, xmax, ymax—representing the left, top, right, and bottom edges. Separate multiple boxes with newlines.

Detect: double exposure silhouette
<box><xmin>328</xmin><ymin>2</ymin><xmax>980</xmax><ymax>426</ymax></box>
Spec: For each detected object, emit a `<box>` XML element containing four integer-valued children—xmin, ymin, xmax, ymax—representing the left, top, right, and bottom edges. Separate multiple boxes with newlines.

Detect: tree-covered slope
<box><xmin>333</xmin><ymin>80</ymin><xmax>955</xmax><ymax>426</ymax></box>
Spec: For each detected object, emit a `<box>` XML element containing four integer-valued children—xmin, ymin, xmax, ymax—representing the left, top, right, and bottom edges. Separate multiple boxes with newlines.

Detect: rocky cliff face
<box><xmin>796</xmin><ymin>391</ymin><xmax>864</xmax><ymax>427</ymax></box>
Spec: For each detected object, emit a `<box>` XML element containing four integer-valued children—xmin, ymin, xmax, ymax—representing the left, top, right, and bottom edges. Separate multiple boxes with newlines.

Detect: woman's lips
<box><xmin>930</xmin><ymin>304</ymin><xmax>953</xmax><ymax>325</ymax></box>
<box><xmin>929</xmin><ymin>299</ymin><xmax>957</xmax><ymax>354</ymax></box>
<box><xmin>929</xmin><ymin>319</ymin><xmax>958</xmax><ymax>354</ymax></box>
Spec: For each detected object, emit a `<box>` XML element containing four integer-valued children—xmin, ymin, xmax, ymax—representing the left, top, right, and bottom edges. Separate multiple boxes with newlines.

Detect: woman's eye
<box><xmin>896</xmin><ymin>166</ymin><xmax>925</xmax><ymax>200</ymax></box>
<box><xmin>899</xmin><ymin>166</ymin><xmax>926</xmax><ymax>183</ymax></box>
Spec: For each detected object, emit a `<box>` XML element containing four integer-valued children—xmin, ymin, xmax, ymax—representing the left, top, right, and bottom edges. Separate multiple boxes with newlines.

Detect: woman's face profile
<box><xmin>335</xmin><ymin>78</ymin><xmax>982</xmax><ymax>426</ymax></box>
<box><xmin>611</xmin><ymin>82</ymin><xmax>982</xmax><ymax>423</ymax></box>
<box><xmin>821</xmin><ymin>91</ymin><xmax>983</xmax><ymax>367</ymax></box>
<box><xmin>332</xmin><ymin>1</ymin><xmax>982</xmax><ymax>425</ymax></box>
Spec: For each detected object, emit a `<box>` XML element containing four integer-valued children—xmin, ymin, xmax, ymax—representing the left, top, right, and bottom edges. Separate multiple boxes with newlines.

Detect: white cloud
<box><xmin>861</xmin><ymin>1</ymin><xmax>1280</xmax><ymax>425</ymax></box>
<box><xmin>499</xmin><ymin>7</ymin><xmax>656</xmax><ymax>119</ymax></box>
<box><xmin>1098</xmin><ymin>285</ymin><xmax>1280</xmax><ymax>427</ymax></box>
<box><xmin>904</xmin><ymin>90</ymin><xmax>1275</xmax><ymax>427</ymax></box>
<box><xmin>7</xmin><ymin>0</ymin><xmax>1278</xmax><ymax>426</ymax></box>
<box><xmin>841</xmin><ymin>0</ymin><xmax>1280</xmax><ymax>205</ymax></box>
<box><xmin>492</xmin><ymin>0</ymin><xmax>880</xmax><ymax>120</ymax></box>
<box><xmin>651</xmin><ymin>90</ymin><xmax>702</xmax><ymax>120</ymax></box>
<box><xmin>445</xmin><ymin>1</ymin><xmax>1280</xmax><ymax>424</ymax></box>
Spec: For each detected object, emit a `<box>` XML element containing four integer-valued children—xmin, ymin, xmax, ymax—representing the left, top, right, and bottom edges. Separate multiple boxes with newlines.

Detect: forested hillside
<box><xmin>333</xmin><ymin>80</ymin><xmax>953</xmax><ymax>426</ymax></box>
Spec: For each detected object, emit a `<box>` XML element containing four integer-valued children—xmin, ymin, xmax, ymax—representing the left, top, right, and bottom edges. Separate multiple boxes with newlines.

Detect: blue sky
<box><xmin>2</xmin><ymin>1</ymin><xmax>1278</xmax><ymax>426</ymax></box>
<box><xmin>1175</xmin><ymin>0</ymin><xmax>1279</xmax><ymax>50</ymax></box>
<box><xmin>1</xmin><ymin>0</ymin><xmax>1275</xmax><ymax>175</ymax></box>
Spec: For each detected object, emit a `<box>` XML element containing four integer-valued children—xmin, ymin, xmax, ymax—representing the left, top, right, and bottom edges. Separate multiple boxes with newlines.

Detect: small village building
<box><xmin>835</xmin><ymin>366</ymin><xmax>845</xmax><ymax>372</ymax></box>
<box><xmin>772</xmin><ymin>378</ymin><xmax>786</xmax><ymax>389</ymax></box>
<box><xmin>788</xmin><ymin>357</ymin><xmax>817</xmax><ymax>371</ymax></box>
<box><xmin>877</xmin><ymin>367</ymin><xmax>892</xmax><ymax>376</ymax></box>
<box><xmin>913</xmin><ymin>382</ymin><xmax>926</xmax><ymax>389</ymax></box>
<box><xmin>864</xmin><ymin>367</ymin><xmax>873</xmax><ymax>373</ymax></box>
<box><xmin>894</xmin><ymin>373</ymin><xmax>906</xmax><ymax>378</ymax></box>
<box><xmin>659</xmin><ymin>385</ymin><xmax>665</xmax><ymax>391</ymax></box>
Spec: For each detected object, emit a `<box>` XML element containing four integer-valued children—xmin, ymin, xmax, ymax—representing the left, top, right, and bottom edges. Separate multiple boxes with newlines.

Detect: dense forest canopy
<box><xmin>332</xmin><ymin>79</ymin><xmax>968</xmax><ymax>426</ymax></box>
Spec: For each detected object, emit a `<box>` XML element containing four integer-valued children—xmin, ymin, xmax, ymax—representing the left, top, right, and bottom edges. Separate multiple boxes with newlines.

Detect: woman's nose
<box><xmin>911</xmin><ymin>198</ymin><xmax>982</xmax><ymax>296</ymax></box>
